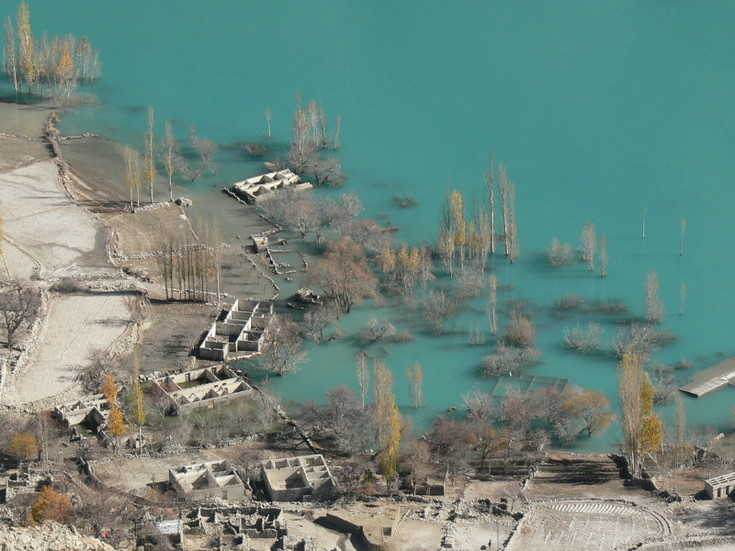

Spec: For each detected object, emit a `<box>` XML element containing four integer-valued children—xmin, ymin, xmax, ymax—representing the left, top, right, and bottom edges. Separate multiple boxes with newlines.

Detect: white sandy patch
<box><xmin>4</xmin><ymin>294</ymin><xmax>130</xmax><ymax>405</ymax></box>
<box><xmin>0</xmin><ymin>159</ymin><xmax>104</xmax><ymax>279</ymax></box>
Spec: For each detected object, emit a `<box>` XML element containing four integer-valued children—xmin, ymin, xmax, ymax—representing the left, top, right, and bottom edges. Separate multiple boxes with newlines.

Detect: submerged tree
<box><xmin>4</xmin><ymin>2</ymin><xmax>100</xmax><ymax>98</ymax></box>
<box><xmin>260</xmin><ymin>315</ymin><xmax>307</xmax><ymax>376</ymax></box>
<box><xmin>680</xmin><ymin>216</ymin><xmax>687</xmax><ymax>256</ymax></box>
<box><xmin>487</xmin><ymin>273</ymin><xmax>498</xmax><ymax>335</ymax></box>
<box><xmin>144</xmin><ymin>106</ymin><xmax>156</xmax><ymax>203</ymax></box>
<box><xmin>484</xmin><ymin>154</ymin><xmax>497</xmax><ymax>255</ymax></box>
<box><xmin>160</xmin><ymin>120</ymin><xmax>178</xmax><ymax>201</ymax></box>
<box><xmin>3</xmin><ymin>16</ymin><xmax>19</xmax><ymax>93</ymax></box>
<box><xmin>406</xmin><ymin>362</ymin><xmax>424</xmax><ymax>409</ymax></box>
<box><xmin>581</xmin><ymin>221</ymin><xmax>596</xmax><ymax>272</ymax></box>
<box><xmin>599</xmin><ymin>232</ymin><xmax>608</xmax><ymax>277</ymax></box>
<box><xmin>356</xmin><ymin>349</ymin><xmax>369</xmax><ymax>408</ymax></box>
<box><xmin>645</xmin><ymin>271</ymin><xmax>664</xmax><ymax>324</ymax></box>
<box><xmin>308</xmin><ymin>237</ymin><xmax>378</xmax><ymax>316</ymax></box>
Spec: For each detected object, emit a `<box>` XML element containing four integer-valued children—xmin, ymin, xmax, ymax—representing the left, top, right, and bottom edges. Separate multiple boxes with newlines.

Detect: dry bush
<box><xmin>503</xmin><ymin>312</ymin><xmax>536</xmax><ymax>348</ymax></box>
<box><xmin>612</xmin><ymin>323</ymin><xmax>677</xmax><ymax>358</ymax></box>
<box><xmin>359</xmin><ymin>316</ymin><xmax>396</xmax><ymax>343</ymax></box>
<box><xmin>647</xmin><ymin>363</ymin><xmax>678</xmax><ymax>404</ymax></box>
<box><xmin>548</xmin><ymin>238</ymin><xmax>575</xmax><ymax>267</ymax></box>
<box><xmin>482</xmin><ymin>342</ymin><xmax>540</xmax><ymax>376</ymax></box>
<box><xmin>563</xmin><ymin>321</ymin><xmax>604</xmax><ymax>353</ymax></box>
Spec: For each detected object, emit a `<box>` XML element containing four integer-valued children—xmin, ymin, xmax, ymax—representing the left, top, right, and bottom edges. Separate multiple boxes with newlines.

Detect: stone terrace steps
<box><xmin>532</xmin><ymin>456</ymin><xmax>623</xmax><ymax>486</ymax></box>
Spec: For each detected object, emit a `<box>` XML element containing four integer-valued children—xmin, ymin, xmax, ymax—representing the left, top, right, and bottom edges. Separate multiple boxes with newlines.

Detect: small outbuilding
<box><xmin>705</xmin><ymin>472</ymin><xmax>735</xmax><ymax>499</ymax></box>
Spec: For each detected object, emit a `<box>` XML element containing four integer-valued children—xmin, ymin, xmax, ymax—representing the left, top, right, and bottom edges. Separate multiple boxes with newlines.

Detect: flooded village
<box><xmin>1</xmin><ymin>2</ymin><xmax>735</xmax><ymax>549</ymax></box>
<box><xmin>0</xmin><ymin>99</ymin><xmax>734</xmax><ymax>551</ymax></box>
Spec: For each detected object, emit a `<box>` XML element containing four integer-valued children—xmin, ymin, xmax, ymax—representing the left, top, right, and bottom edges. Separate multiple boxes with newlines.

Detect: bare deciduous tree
<box><xmin>563</xmin><ymin>321</ymin><xmax>604</xmax><ymax>353</ymax></box>
<box><xmin>548</xmin><ymin>238</ymin><xmax>574</xmax><ymax>267</ymax></box>
<box><xmin>645</xmin><ymin>271</ymin><xmax>664</xmax><ymax>324</ymax></box>
<box><xmin>123</xmin><ymin>145</ymin><xmax>142</xmax><ymax>209</ymax></box>
<box><xmin>406</xmin><ymin>362</ymin><xmax>423</xmax><ymax>408</ymax></box>
<box><xmin>160</xmin><ymin>120</ymin><xmax>178</xmax><ymax>201</ymax></box>
<box><xmin>581</xmin><ymin>221</ymin><xmax>596</xmax><ymax>271</ymax></box>
<box><xmin>260</xmin><ymin>314</ymin><xmax>307</xmax><ymax>376</ymax></box>
<box><xmin>3</xmin><ymin>16</ymin><xmax>19</xmax><ymax>93</ymax></box>
<box><xmin>144</xmin><ymin>106</ymin><xmax>156</xmax><ymax>204</ymax></box>
<box><xmin>0</xmin><ymin>280</ymin><xmax>40</xmax><ymax>349</ymax></box>
<box><xmin>308</xmin><ymin>237</ymin><xmax>378</xmax><ymax>316</ymax></box>
<box><xmin>423</xmin><ymin>288</ymin><xmax>457</xmax><ymax>336</ymax></box>
<box><xmin>599</xmin><ymin>232</ymin><xmax>608</xmax><ymax>277</ymax></box>
<box><xmin>487</xmin><ymin>273</ymin><xmax>498</xmax><ymax>335</ymax></box>
<box><xmin>356</xmin><ymin>349</ymin><xmax>369</xmax><ymax>408</ymax></box>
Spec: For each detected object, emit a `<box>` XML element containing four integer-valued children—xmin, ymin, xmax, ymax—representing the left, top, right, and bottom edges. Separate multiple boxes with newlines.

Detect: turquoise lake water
<box><xmin>4</xmin><ymin>1</ymin><xmax>735</xmax><ymax>451</ymax></box>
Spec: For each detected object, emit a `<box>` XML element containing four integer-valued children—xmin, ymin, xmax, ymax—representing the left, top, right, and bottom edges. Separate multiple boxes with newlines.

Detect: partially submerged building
<box><xmin>151</xmin><ymin>364</ymin><xmax>253</xmax><ymax>415</ymax></box>
<box><xmin>198</xmin><ymin>298</ymin><xmax>273</xmax><ymax>361</ymax></box>
<box><xmin>169</xmin><ymin>460</ymin><xmax>245</xmax><ymax>502</ymax></box>
<box><xmin>705</xmin><ymin>472</ymin><xmax>735</xmax><ymax>499</ymax></box>
<box><xmin>261</xmin><ymin>455</ymin><xmax>335</xmax><ymax>502</ymax></box>
<box><xmin>231</xmin><ymin>169</ymin><xmax>313</xmax><ymax>204</ymax></box>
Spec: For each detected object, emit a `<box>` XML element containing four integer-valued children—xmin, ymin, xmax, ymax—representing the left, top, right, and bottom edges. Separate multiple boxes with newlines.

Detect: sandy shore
<box><xmin>0</xmin><ymin>105</ymin><xmax>133</xmax><ymax>406</ymax></box>
<box><xmin>3</xmin><ymin>293</ymin><xmax>131</xmax><ymax>406</ymax></box>
<box><xmin>0</xmin><ymin>101</ymin><xmax>279</xmax><ymax>406</ymax></box>
<box><xmin>0</xmin><ymin>159</ymin><xmax>110</xmax><ymax>280</ymax></box>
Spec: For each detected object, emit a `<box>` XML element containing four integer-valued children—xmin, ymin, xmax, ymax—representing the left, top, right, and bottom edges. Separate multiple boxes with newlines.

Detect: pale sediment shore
<box><xmin>0</xmin><ymin>101</ymin><xmax>282</xmax><ymax>406</ymax></box>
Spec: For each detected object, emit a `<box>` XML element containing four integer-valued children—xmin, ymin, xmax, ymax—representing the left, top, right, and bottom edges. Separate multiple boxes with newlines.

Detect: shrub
<box><xmin>50</xmin><ymin>278</ymin><xmax>81</xmax><ymax>293</ymax></box>
<box><xmin>504</xmin><ymin>313</ymin><xmax>536</xmax><ymax>348</ymax></box>
<box><xmin>10</xmin><ymin>432</ymin><xmax>39</xmax><ymax>463</ymax></box>
<box><xmin>31</xmin><ymin>486</ymin><xmax>72</xmax><ymax>523</ymax></box>
<box><xmin>482</xmin><ymin>342</ymin><xmax>540</xmax><ymax>376</ymax></box>
<box><xmin>563</xmin><ymin>322</ymin><xmax>604</xmax><ymax>353</ymax></box>
<box><xmin>548</xmin><ymin>238</ymin><xmax>574</xmax><ymax>267</ymax></box>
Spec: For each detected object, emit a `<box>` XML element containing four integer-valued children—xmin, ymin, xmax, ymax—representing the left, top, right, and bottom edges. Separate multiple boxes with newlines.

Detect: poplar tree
<box><xmin>144</xmin><ymin>106</ymin><xmax>156</xmax><ymax>203</ymax></box>
<box><xmin>102</xmin><ymin>373</ymin><xmax>118</xmax><ymax>405</ymax></box>
<box><xmin>487</xmin><ymin>273</ymin><xmax>498</xmax><ymax>335</ymax></box>
<box><xmin>131</xmin><ymin>345</ymin><xmax>145</xmax><ymax>452</ymax></box>
<box><xmin>450</xmin><ymin>190</ymin><xmax>467</xmax><ymax>272</ymax></box>
<box><xmin>356</xmin><ymin>349</ymin><xmax>369</xmax><ymax>408</ymax></box>
<box><xmin>680</xmin><ymin>216</ymin><xmax>687</xmax><ymax>256</ymax></box>
<box><xmin>373</xmin><ymin>359</ymin><xmax>400</xmax><ymax>489</ymax></box>
<box><xmin>123</xmin><ymin>145</ymin><xmax>141</xmax><ymax>209</ymax></box>
<box><xmin>484</xmin><ymin>154</ymin><xmax>496</xmax><ymax>255</ymax></box>
<box><xmin>581</xmin><ymin>221</ymin><xmax>596</xmax><ymax>272</ymax></box>
<box><xmin>161</xmin><ymin>120</ymin><xmax>177</xmax><ymax>201</ymax></box>
<box><xmin>618</xmin><ymin>353</ymin><xmax>663</xmax><ymax>478</ymax></box>
<box><xmin>599</xmin><ymin>232</ymin><xmax>608</xmax><ymax>277</ymax></box>
<box><xmin>3</xmin><ymin>16</ymin><xmax>19</xmax><ymax>93</ymax></box>
<box><xmin>645</xmin><ymin>271</ymin><xmax>664</xmax><ymax>324</ymax></box>
<box><xmin>406</xmin><ymin>362</ymin><xmax>424</xmax><ymax>408</ymax></box>
<box><xmin>17</xmin><ymin>1</ymin><xmax>35</xmax><ymax>94</ymax></box>
<box><xmin>107</xmin><ymin>406</ymin><xmax>127</xmax><ymax>449</ymax></box>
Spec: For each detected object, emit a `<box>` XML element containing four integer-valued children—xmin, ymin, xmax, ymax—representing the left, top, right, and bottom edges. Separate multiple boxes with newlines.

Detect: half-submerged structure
<box><xmin>231</xmin><ymin>169</ymin><xmax>312</xmax><ymax>204</ymax></box>
<box><xmin>198</xmin><ymin>298</ymin><xmax>273</xmax><ymax>361</ymax></box>
<box><xmin>679</xmin><ymin>358</ymin><xmax>735</xmax><ymax>397</ymax></box>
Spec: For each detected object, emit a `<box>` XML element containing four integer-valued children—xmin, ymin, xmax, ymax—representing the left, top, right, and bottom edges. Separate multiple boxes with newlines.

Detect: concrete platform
<box><xmin>679</xmin><ymin>358</ymin><xmax>735</xmax><ymax>397</ymax></box>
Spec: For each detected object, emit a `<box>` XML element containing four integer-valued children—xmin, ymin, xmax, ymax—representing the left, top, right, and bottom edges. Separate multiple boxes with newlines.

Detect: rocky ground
<box><xmin>0</xmin><ymin>521</ymin><xmax>115</xmax><ymax>551</ymax></box>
